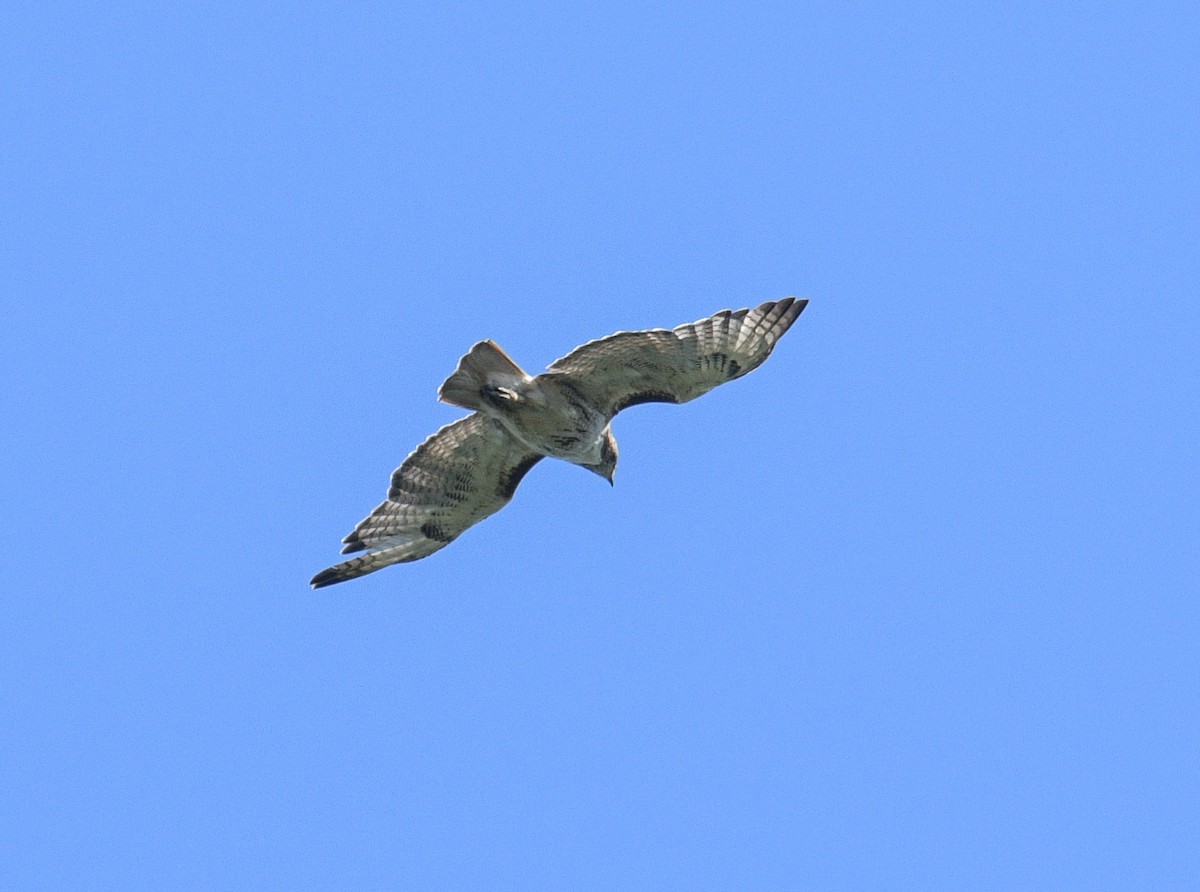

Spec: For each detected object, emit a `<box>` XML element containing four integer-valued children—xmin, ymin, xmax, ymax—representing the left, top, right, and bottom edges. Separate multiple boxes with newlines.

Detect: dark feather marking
<box><xmin>447</xmin><ymin>470</ymin><xmax>474</xmax><ymax>500</ymax></box>
<box><xmin>614</xmin><ymin>390</ymin><xmax>679</xmax><ymax>413</ymax></box>
<box><xmin>387</xmin><ymin>476</ymin><xmax>454</xmax><ymax>505</ymax></box>
<box><xmin>310</xmin><ymin>567</ymin><xmax>346</xmax><ymax>588</ymax></box>
<box><xmin>548</xmin><ymin>375</ymin><xmax>593</xmax><ymax>415</ymax></box>
<box><xmin>498</xmin><ymin>454</ymin><xmax>543</xmax><ymax>500</ymax></box>
<box><xmin>340</xmin><ymin>534</ymin><xmax>367</xmax><ymax>554</ymax></box>
<box><xmin>420</xmin><ymin>521</ymin><xmax>453</xmax><ymax>543</ymax></box>
<box><xmin>388</xmin><ymin>468</ymin><xmax>442</xmax><ymax>500</ymax></box>
<box><xmin>387</xmin><ymin>483</ymin><xmax>439</xmax><ymax>503</ymax></box>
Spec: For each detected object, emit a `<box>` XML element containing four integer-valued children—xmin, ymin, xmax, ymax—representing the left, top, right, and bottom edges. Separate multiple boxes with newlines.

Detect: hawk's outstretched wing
<box><xmin>544</xmin><ymin>298</ymin><xmax>807</xmax><ymax>415</ymax></box>
<box><xmin>310</xmin><ymin>414</ymin><xmax>542</xmax><ymax>588</ymax></box>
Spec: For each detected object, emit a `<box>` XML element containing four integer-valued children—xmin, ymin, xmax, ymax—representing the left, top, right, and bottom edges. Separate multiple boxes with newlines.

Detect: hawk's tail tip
<box><xmin>438</xmin><ymin>340</ymin><xmax>529</xmax><ymax>410</ymax></box>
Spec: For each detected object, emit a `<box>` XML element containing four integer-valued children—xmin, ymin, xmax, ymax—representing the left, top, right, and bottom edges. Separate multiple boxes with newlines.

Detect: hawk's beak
<box><xmin>587</xmin><ymin>464</ymin><xmax>615</xmax><ymax>485</ymax></box>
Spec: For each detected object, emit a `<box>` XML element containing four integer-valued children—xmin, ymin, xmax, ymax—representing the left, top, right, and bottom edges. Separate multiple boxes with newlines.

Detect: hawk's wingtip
<box><xmin>309</xmin><ymin>568</ymin><xmax>344</xmax><ymax>589</ymax></box>
<box><xmin>759</xmin><ymin>296</ymin><xmax>808</xmax><ymax>317</ymax></box>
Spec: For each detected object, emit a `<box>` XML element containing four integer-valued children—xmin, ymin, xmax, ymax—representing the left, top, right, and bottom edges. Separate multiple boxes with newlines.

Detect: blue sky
<box><xmin>4</xmin><ymin>1</ymin><xmax>1198</xmax><ymax>888</ymax></box>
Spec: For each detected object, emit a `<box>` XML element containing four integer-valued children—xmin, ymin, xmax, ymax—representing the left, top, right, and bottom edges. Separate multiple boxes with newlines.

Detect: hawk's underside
<box><xmin>312</xmin><ymin>297</ymin><xmax>808</xmax><ymax>588</ymax></box>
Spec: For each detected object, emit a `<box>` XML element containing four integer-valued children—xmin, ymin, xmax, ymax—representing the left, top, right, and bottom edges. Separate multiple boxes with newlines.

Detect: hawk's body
<box><xmin>444</xmin><ymin>345</ymin><xmax>614</xmax><ymax>468</ymax></box>
<box><xmin>312</xmin><ymin>298</ymin><xmax>808</xmax><ymax>588</ymax></box>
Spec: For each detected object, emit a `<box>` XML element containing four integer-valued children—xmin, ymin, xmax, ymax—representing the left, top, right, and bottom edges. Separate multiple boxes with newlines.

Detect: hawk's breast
<box><xmin>492</xmin><ymin>378</ymin><xmax>608</xmax><ymax>463</ymax></box>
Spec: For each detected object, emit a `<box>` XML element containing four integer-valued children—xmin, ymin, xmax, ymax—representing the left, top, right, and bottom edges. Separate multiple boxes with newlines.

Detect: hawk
<box><xmin>311</xmin><ymin>297</ymin><xmax>808</xmax><ymax>588</ymax></box>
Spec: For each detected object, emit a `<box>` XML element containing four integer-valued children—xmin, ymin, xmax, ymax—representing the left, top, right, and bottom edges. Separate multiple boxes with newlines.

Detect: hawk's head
<box><xmin>586</xmin><ymin>428</ymin><xmax>618</xmax><ymax>485</ymax></box>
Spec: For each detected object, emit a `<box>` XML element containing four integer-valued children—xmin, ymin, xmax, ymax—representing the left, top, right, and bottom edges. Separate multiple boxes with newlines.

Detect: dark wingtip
<box><xmin>772</xmin><ymin>296</ymin><xmax>808</xmax><ymax>330</ymax></box>
<box><xmin>310</xmin><ymin>567</ymin><xmax>347</xmax><ymax>589</ymax></box>
<box><xmin>755</xmin><ymin>296</ymin><xmax>808</xmax><ymax>322</ymax></box>
<box><xmin>340</xmin><ymin>536</ymin><xmax>367</xmax><ymax>555</ymax></box>
<box><xmin>777</xmin><ymin>296</ymin><xmax>808</xmax><ymax>313</ymax></box>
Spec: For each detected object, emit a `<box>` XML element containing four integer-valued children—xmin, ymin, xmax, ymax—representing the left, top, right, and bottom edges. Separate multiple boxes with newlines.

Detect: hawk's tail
<box><xmin>437</xmin><ymin>339</ymin><xmax>530</xmax><ymax>410</ymax></box>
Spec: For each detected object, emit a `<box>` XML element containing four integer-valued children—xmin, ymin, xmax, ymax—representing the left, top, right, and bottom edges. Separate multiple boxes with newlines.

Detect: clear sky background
<box><xmin>4</xmin><ymin>2</ymin><xmax>1198</xmax><ymax>888</ymax></box>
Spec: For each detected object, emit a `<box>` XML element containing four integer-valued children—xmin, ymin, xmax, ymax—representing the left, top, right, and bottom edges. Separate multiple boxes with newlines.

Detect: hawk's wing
<box><xmin>544</xmin><ymin>298</ymin><xmax>807</xmax><ymax>415</ymax></box>
<box><xmin>311</xmin><ymin>414</ymin><xmax>543</xmax><ymax>588</ymax></box>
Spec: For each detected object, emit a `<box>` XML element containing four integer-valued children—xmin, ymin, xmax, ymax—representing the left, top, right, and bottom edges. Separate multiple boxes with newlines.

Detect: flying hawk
<box><xmin>311</xmin><ymin>297</ymin><xmax>808</xmax><ymax>588</ymax></box>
